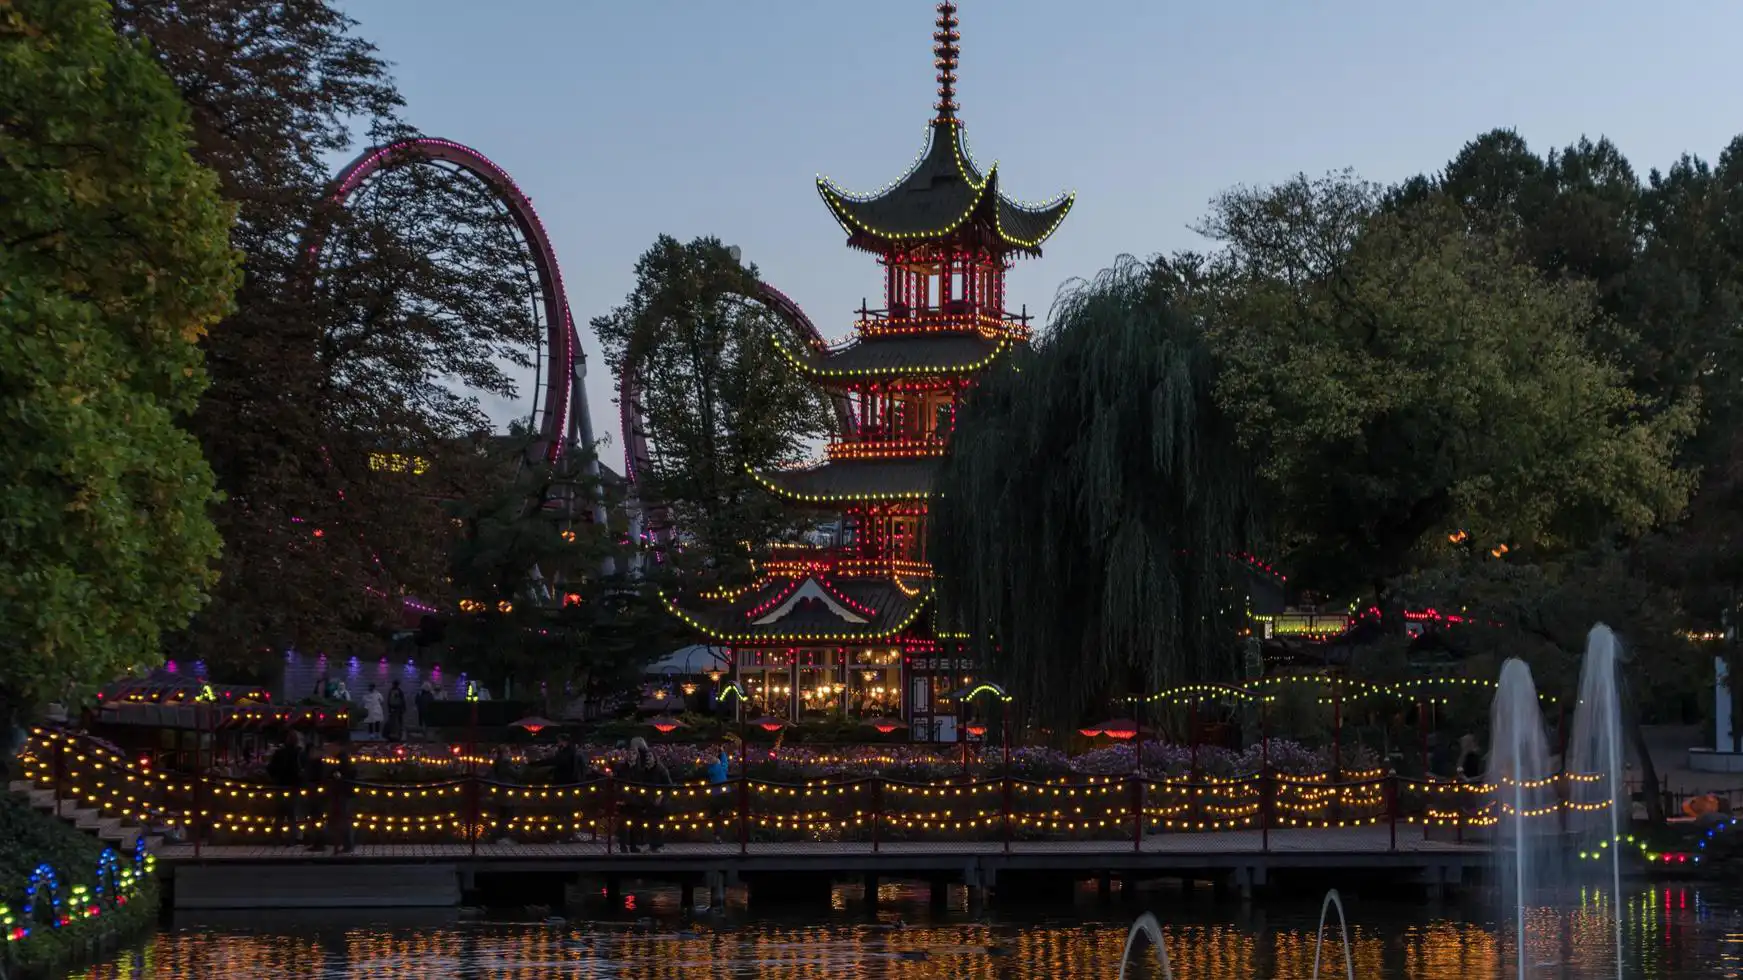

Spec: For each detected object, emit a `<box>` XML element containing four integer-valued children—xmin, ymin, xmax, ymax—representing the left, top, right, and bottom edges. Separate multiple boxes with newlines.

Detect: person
<box><xmin>706</xmin><ymin>749</ymin><xmax>731</xmax><ymax>844</ymax></box>
<box><xmin>1457</xmin><ymin>734</ymin><xmax>1483</xmax><ymax>783</ymax></box>
<box><xmin>267</xmin><ymin>732</ymin><xmax>309</xmax><ymax>845</ymax></box>
<box><xmin>622</xmin><ymin>737</ymin><xmax>671</xmax><ymax>854</ymax></box>
<box><xmin>549</xmin><ymin>733</ymin><xmax>585</xmax><ymax>842</ymax></box>
<box><xmin>326</xmin><ymin>745</ymin><xmax>358</xmax><ymax>853</ymax></box>
<box><xmin>551</xmin><ymin>733</ymin><xmax>581</xmax><ymax>784</ymax></box>
<box><xmin>386</xmin><ymin>681</ymin><xmax>407</xmax><ymax>742</ymax></box>
<box><xmin>416</xmin><ymin>681</ymin><xmax>436</xmax><ymax>736</ymax></box>
<box><xmin>360</xmin><ymin>684</ymin><xmax>384</xmax><ymax>738</ymax></box>
<box><xmin>312</xmin><ymin>670</ymin><xmax>330</xmax><ymax>700</ymax></box>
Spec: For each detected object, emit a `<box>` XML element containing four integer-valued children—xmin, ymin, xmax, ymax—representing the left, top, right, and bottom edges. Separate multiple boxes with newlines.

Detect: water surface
<box><xmin>68</xmin><ymin>882</ymin><xmax>1741</xmax><ymax>979</ymax></box>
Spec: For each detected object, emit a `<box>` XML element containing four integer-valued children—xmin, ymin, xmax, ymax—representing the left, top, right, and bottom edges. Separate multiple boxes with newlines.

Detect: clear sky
<box><xmin>337</xmin><ymin>0</ymin><xmax>1743</xmax><ymax>474</ymax></box>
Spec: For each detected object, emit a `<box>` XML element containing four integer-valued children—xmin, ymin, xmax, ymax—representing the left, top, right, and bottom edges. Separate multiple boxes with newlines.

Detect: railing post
<box><xmin>737</xmin><ymin>775</ymin><xmax>748</xmax><ymax>857</ymax></box>
<box><xmin>1001</xmin><ymin>774</ymin><xmax>1011</xmax><ymax>854</ymax></box>
<box><xmin>1260</xmin><ymin>770</ymin><xmax>1271</xmax><ymax>854</ymax></box>
<box><xmin>1387</xmin><ymin>773</ymin><xmax>1398</xmax><ymax>853</ymax></box>
<box><xmin>468</xmin><ymin>771</ymin><xmax>480</xmax><ymax>859</ymax></box>
<box><xmin>1131</xmin><ymin>774</ymin><xmax>1143</xmax><ymax>853</ymax></box>
<box><xmin>192</xmin><ymin>773</ymin><xmax>204</xmax><ymax>860</ymax></box>
<box><xmin>872</xmin><ymin>778</ymin><xmax>882</xmax><ymax>854</ymax></box>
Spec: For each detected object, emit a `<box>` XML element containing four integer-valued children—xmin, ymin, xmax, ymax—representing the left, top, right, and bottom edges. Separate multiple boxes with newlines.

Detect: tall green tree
<box><xmin>1199</xmin><ymin>172</ymin><xmax>1694</xmax><ymax>601</ymax></box>
<box><xmin>591</xmin><ymin>235</ymin><xmax>832</xmax><ymax>582</ymax></box>
<box><xmin>442</xmin><ymin>438</ymin><xmax>676</xmax><ymax>712</ymax></box>
<box><xmin>113</xmin><ymin>0</ymin><xmax>550</xmax><ymax>669</ymax></box>
<box><xmin>932</xmin><ymin>259</ymin><xmax>1260</xmax><ymax>730</ymax></box>
<box><xmin>0</xmin><ymin>0</ymin><xmax>239</xmax><ymax>718</ymax></box>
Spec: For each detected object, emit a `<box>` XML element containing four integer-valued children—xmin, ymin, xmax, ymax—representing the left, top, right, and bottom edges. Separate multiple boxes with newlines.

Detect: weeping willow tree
<box><xmin>931</xmin><ymin>257</ymin><xmax>1261</xmax><ymax>731</ymax></box>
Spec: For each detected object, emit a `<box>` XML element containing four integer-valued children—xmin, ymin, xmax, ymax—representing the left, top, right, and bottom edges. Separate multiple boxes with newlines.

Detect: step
<box><xmin>8</xmin><ymin>779</ymin><xmax>38</xmax><ymax>794</ymax></box>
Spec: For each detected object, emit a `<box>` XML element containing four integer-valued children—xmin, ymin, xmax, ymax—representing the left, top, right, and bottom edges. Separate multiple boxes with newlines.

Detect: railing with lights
<box><xmin>17</xmin><ymin>729</ymin><xmax>1636</xmax><ymax>860</ymax></box>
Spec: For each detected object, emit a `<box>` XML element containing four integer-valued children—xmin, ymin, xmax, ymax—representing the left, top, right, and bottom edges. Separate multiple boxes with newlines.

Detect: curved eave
<box><xmin>769</xmin><ymin>333</ymin><xmax>1013</xmax><ymax>382</ymax></box>
<box><xmin>815</xmin><ymin>120</ymin><xmax>1073</xmax><ymax>252</ymax></box>
<box><xmin>747</xmin><ymin>462</ymin><xmax>936</xmax><ymax>504</ymax></box>
<box><xmin>660</xmin><ymin>588</ymin><xmax>928</xmax><ymax>644</ymax></box>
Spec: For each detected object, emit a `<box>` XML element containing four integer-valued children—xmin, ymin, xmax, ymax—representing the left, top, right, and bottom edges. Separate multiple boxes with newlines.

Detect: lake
<box><xmin>65</xmin><ymin>880</ymin><xmax>1740</xmax><ymax>979</ymax></box>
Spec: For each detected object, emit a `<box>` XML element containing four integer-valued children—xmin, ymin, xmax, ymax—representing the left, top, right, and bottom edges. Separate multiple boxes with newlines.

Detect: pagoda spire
<box><xmin>933</xmin><ymin>2</ymin><xmax>960</xmax><ymax>121</ymax></box>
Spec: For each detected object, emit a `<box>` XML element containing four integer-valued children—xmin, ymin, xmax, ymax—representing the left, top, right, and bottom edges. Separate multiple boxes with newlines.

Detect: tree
<box><xmin>0</xmin><ymin>0</ymin><xmax>239</xmax><ymax>719</ymax></box>
<box><xmin>1395</xmin><ymin>546</ymin><xmax>1690</xmax><ymax>823</ymax></box>
<box><xmin>113</xmin><ymin>0</ymin><xmax>549</xmax><ymax>669</ymax></box>
<box><xmin>442</xmin><ymin>438</ymin><xmax>677</xmax><ymax>712</ymax></box>
<box><xmin>591</xmin><ymin>235</ymin><xmax>832</xmax><ymax>582</ymax></box>
<box><xmin>1199</xmin><ymin>172</ymin><xmax>1694</xmax><ymax>602</ymax></box>
<box><xmin>932</xmin><ymin>258</ymin><xmax>1261</xmax><ymax>731</ymax></box>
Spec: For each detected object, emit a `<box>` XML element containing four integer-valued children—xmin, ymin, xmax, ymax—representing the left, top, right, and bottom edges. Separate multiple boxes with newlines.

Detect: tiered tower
<box><xmin>664</xmin><ymin>3</ymin><xmax>1072</xmax><ymax>739</ymax></box>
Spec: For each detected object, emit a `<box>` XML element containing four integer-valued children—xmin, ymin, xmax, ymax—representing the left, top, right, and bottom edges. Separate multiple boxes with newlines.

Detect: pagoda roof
<box><xmin>817</xmin><ymin>119</ymin><xmax>1072</xmax><ymax>254</ymax></box>
<box><xmin>772</xmin><ymin>333</ymin><xmax>1011</xmax><ymax>382</ymax></box>
<box><xmin>664</xmin><ymin>573</ymin><xmax>929</xmax><ymax>643</ymax></box>
<box><xmin>750</xmin><ymin>458</ymin><xmax>937</xmax><ymax>503</ymax></box>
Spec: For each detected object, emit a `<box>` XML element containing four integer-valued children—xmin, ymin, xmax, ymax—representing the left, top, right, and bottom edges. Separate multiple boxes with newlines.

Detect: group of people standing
<box><xmin>315</xmin><ymin>672</ymin><xmax>450</xmax><ymax>742</ymax></box>
<box><xmin>357</xmin><ymin>681</ymin><xmax>409</xmax><ymax>741</ymax></box>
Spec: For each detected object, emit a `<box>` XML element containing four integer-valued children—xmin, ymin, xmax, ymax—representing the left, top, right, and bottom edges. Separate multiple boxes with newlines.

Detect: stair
<box><xmin>7</xmin><ymin>777</ymin><xmax>161</xmax><ymax>853</ymax></box>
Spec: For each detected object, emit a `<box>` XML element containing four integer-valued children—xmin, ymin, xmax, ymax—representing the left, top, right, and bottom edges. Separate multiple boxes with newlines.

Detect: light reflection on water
<box><xmin>67</xmin><ymin>883</ymin><xmax>1743</xmax><ymax>979</ymax></box>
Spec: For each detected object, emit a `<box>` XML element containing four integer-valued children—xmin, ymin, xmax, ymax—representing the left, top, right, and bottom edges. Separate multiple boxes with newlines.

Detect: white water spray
<box><xmin>1489</xmin><ymin>659</ymin><xmax>1556</xmax><ymax>980</ymax></box>
<box><xmin>1116</xmin><ymin>889</ymin><xmax>1354</xmax><ymax>980</ymax></box>
<box><xmin>1568</xmin><ymin>624</ymin><xmax>1627</xmax><ymax>980</ymax></box>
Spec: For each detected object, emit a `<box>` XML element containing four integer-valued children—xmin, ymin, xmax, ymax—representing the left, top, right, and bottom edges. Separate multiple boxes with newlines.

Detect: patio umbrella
<box><xmin>748</xmin><ymin>715</ymin><xmax>787</xmax><ymax>732</ymax></box>
<box><xmin>647</xmin><ymin>715</ymin><xmax>686</xmax><ymax>733</ymax></box>
<box><xmin>509</xmin><ymin>716</ymin><xmax>556</xmax><ymax>735</ymax></box>
<box><xmin>863</xmin><ymin>717</ymin><xmax>907</xmax><ymax>735</ymax></box>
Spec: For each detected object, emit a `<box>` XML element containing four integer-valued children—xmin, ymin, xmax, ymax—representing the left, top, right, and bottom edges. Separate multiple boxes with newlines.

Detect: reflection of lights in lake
<box><xmin>61</xmin><ymin>883</ymin><xmax>1717</xmax><ymax>980</ymax></box>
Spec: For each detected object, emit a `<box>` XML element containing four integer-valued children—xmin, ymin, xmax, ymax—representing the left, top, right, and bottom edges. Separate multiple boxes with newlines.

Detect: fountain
<box><xmin>1488</xmin><ymin>658</ymin><xmax>1558</xmax><ymax>980</ymax></box>
<box><xmin>1566</xmin><ymin>624</ymin><xmax>1627</xmax><ymax>980</ymax></box>
<box><xmin>1116</xmin><ymin>889</ymin><xmax>1355</xmax><ymax>980</ymax></box>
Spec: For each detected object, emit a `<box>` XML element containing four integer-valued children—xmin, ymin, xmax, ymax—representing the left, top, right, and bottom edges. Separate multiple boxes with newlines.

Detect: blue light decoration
<box><xmin>23</xmin><ymin>863</ymin><xmax>62</xmax><ymax>931</ymax></box>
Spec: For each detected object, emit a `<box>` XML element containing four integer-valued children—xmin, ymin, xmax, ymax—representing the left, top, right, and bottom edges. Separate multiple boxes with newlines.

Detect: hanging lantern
<box><xmin>680</xmin><ymin>681</ymin><xmax>698</xmax><ymax>696</ymax></box>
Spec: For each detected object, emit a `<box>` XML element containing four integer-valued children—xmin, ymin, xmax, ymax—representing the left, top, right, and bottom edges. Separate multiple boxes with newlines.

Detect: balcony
<box><xmin>825</xmin><ymin>436</ymin><xmax>949</xmax><ymax>462</ymax></box>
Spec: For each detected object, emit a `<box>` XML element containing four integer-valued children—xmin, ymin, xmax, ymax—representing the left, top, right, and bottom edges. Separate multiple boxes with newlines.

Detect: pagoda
<box><xmin>664</xmin><ymin>2</ymin><xmax>1072</xmax><ymax>740</ymax></box>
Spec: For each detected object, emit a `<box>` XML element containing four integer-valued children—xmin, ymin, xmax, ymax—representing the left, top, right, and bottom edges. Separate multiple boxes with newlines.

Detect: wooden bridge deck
<box><xmin>160</xmin><ymin>826</ymin><xmax>1481</xmax><ymax>862</ymax></box>
<box><xmin>156</xmin><ymin>828</ymin><xmax>1490</xmax><ymax>909</ymax></box>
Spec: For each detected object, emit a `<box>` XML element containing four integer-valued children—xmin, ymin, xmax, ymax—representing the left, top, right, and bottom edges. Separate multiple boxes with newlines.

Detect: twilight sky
<box><xmin>337</xmin><ymin>0</ymin><xmax>1743</xmax><ymax>474</ymax></box>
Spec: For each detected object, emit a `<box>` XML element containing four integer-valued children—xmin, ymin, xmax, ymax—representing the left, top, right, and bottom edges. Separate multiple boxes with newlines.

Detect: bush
<box><xmin>0</xmin><ymin>794</ymin><xmax>158</xmax><ymax>977</ymax></box>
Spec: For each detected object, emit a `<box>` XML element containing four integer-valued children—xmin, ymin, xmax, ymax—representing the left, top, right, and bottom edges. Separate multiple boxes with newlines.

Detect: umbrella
<box><xmin>748</xmin><ymin>715</ymin><xmax>787</xmax><ymax>732</ymax></box>
<box><xmin>510</xmin><ymin>716</ymin><xmax>556</xmax><ymax>735</ymax></box>
<box><xmin>647</xmin><ymin>715</ymin><xmax>686</xmax><ymax>733</ymax></box>
<box><xmin>863</xmin><ymin>717</ymin><xmax>907</xmax><ymax>735</ymax></box>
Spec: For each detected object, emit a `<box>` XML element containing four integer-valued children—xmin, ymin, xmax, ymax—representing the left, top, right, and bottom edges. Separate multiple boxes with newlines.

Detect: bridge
<box><xmin>15</xmin><ymin>729</ymin><xmax>1527</xmax><ymax>909</ymax></box>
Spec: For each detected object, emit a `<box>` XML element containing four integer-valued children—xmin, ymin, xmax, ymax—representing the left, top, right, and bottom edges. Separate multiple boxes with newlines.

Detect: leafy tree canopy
<box><xmin>591</xmin><ymin>235</ymin><xmax>832</xmax><ymax>582</ymax></box>
<box><xmin>1198</xmin><ymin>172</ymin><xmax>1694</xmax><ymax>597</ymax></box>
<box><xmin>0</xmin><ymin>0</ymin><xmax>239</xmax><ymax>712</ymax></box>
<box><xmin>933</xmin><ymin>259</ymin><xmax>1260</xmax><ymax>729</ymax></box>
<box><xmin>441</xmin><ymin>437</ymin><xmax>679</xmax><ymax>711</ymax></box>
<box><xmin>114</xmin><ymin>0</ymin><xmax>553</xmax><ymax>667</ymax></box>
